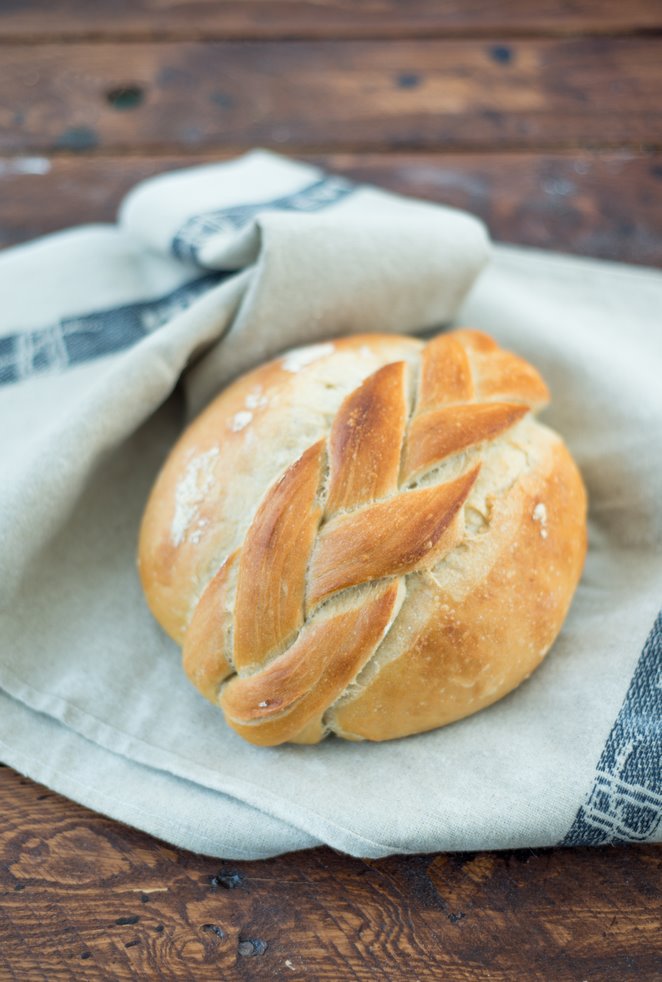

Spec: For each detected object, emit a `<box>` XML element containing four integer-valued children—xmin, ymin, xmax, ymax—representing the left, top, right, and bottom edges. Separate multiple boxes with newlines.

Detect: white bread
<box><xmin>138</xmin><ymin>330</ymin><xmax>587</xmax><ymax>745</ymax></box>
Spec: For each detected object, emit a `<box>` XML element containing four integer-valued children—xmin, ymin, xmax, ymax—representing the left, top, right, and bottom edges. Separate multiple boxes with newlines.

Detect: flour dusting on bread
<box><xmin>171</xmin><ymin>446</ymin><xmax>219</xmax><ymax>547</ymax></box>
<box><xmin>229</xmin><ymin>410</ymin><xmax>253</xmax><ymax>432</ymax></box>
<box><xmin>532</xmin><ymin>501</ymin><xmax>549</xmax><ymax>539</ymax></box>
<box><xmin>281</xmin><ymin>342</ymin><xmax>335</xmax><ymax>373</ymax></box>
<box><xmin>245</xmin><ymin>386</ymin><xmax>268</xmax><ymax>409</ymax></box>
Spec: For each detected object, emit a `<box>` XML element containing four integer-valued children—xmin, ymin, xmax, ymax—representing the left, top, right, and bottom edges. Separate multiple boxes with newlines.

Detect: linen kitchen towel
<box><xmin>0</xmin><ymin>152</ymin><xmax>660</xmax><ymax>858</ymax></box>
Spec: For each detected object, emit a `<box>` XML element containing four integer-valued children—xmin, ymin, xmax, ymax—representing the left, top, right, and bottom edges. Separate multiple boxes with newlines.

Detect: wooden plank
<box><xmin>1</xmin><ymin>0</ymin><xmax>661</xmax><ymax>41</ymax></box>
<box><xmin>1</xmin><ymin>153</ymin><xmax>660</xmax><ymax>266</ymax></box>
<box><xmin>0</xmin><ymin>767</ymin><xmax>660</xmax><ymax>979</ymax></box>
<box><xmin>1</xmin><ymin>39</ymin><xmax>661</xmax><ymax>153</ymax></box>
<box><xmin>326</xmin><ymin>151</ymin><xmax>662</xmax><ymax>266</ymax></box>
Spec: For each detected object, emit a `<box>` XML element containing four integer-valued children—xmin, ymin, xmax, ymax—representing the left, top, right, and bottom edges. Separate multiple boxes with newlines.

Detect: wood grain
<box><xmin>1</xmin><ymin>0</ymin><xmax>661</xmax><ymax>41</ymax></box>
<box><xmin>2</xmin><ymin>38</ymin><xmax>661</xmax><ymax>154</ymax></box>
<box><xmin>1</xmin><ymin>152</ymin><xmax>659</xmax><ymax>266</ymax></box>
<box><xmin>0</xmin><ymin>766</ymin><xmax>660</xmax><ymax>980</ymax></box>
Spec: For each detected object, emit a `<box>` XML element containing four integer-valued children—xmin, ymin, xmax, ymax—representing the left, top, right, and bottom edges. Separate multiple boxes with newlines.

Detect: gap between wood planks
<box><xmin>1</xmin><ymin>0</ymin><xmax>661</xmax><ymax>43</ymax></box>
<box><xmin>2</xmin><ymin>27</ymin><xmax>662</xmax><ymax>44</ymax></box>
<box><xmin>0</xmin><ymin>145</ymin><xmax>660</xmax><ymax>159</ymax></box>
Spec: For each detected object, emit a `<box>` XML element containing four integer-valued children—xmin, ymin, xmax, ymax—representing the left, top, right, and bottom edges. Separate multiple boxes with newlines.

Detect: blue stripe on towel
<box><xmin>1</xmin><ymin>173</ymin><xmax>356</xmax><ymax>386</ymax></box>
<box><xmin>0</xmin><ymin>272</ymin><xmax>223</xmax><ymax>387</ymax></box>
<box><xmin>561</xmin><ymin>611</ymin><xmax>662</xmax><ymax>844</ymax></box>
<box><xmin>171</xmin><ymin>175</ymin><xmax>356</xmax><ymax>262</ymax></box>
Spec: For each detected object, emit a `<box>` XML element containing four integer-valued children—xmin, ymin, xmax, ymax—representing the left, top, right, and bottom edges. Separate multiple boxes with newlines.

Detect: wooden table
<box><xmin>1</xmin><ymin>3</ymin><xmax>661</xmax><ymax>978</ymax></box>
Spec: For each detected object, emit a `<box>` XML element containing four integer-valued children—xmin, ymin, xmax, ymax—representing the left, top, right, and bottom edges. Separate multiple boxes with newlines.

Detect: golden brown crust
<box><xmin>182</xmin><ymin>550</ymin><xmax>238</xmax><ymax>703</ymax></box>
<box><xmin>329</xmin><ymin>439</ymin><xmax>587</xmax><ymax>740</ymax></box>
<box><xmin>138</xmin><ymin>330</ymin><xmax>586</xmax><ymax>746</ymax></box>
<box><xmin>402</xmin><ymin>402</ymin><xmax>528</xmax><ymax>482</ymax></box>
<box><xmin>308</xmin><ymin>466</ymin><xmax>479</xmax><ymax>609</ymax></box>
<box><xmin>326</xmin><ymin>361</ymin><xmax>408</xmax><ymax>514</ymax></box>
<box><xmin>221</xmin><ymin>581</ymin><xmax>404</xmax><ymax>746</ymax></box>
<box><xmin>137</xmin><ymin>334</ymin><xmax>419</xmax><ymax>643</ymax></box>
<box><xmin>417</xmin><ymin>333</ymin><xmax>474</xmax><ymax>410</ymax></box>
<box><xmin>233</xmin><ymin>439</ymin><xmax>324</xmax><ymax>670</ymax></box>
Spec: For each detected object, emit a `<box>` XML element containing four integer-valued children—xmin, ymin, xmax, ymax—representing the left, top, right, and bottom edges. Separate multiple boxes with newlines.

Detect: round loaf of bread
<box><xmin>138</xmin><ymin>330</ymin><xmax>587</xmax><ymax>745</ymax></box>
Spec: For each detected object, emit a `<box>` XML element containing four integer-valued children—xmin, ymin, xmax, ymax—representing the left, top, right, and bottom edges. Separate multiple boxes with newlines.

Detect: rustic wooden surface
<box><xmin>1</xmin><ymin>2</ymin><xmax>661</xmax><ymax>978</ymax></box>
<box><xmin>1</xmin><ymin>766</ymin><xmax>661</xmax><ymax>981</ymax></box>
<box><xmin>3</xmin><ymin>38</ymin><xmax>662</xmax><ymax>153</ymax></box>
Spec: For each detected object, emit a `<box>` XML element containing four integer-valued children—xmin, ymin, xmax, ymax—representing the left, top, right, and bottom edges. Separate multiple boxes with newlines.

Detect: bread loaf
<box><xmin>138</xmin><ymin>330</ymin><xmax>587</xmax><ymax>745</ymax></box>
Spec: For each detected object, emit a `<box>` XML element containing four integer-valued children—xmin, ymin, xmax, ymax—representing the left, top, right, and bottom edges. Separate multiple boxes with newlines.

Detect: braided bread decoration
<box><xmin>139</xmin><ymin>330</ymin><xmax>586</xmax><ymax>745</ymax></box>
